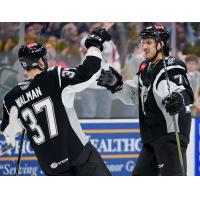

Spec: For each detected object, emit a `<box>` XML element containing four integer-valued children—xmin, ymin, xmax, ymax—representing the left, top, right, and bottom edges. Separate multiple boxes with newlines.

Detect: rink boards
<box><xmin>0</xmin><ymin>118</ymin><xmax>199</xmax><ymax>176</ymax></box>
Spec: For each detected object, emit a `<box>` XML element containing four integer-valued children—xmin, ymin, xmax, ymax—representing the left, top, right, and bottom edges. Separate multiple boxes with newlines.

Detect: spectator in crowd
<box><xmin>191</xmin><ymin>23</ymin><xmax>200</xmax><ymax>43</ymax></box>
<box><xmin>46</xmin><ymin>44</ymin><xmax>68</xmax><ymax>68</ymax></box>
<box><xmin>176</xmin><ymin>23</ymin><xmax>191</xmax><ymax>52</ymax></box>
<box><xmin>42</xmin><ymin>22</ymin><xmax>61</xmax><ymax>38</ymax></box>
<box><xmin>60</xmin><ymin>23</ymin><xmax>81</xmax><ymax>66</ymax></box>
<box><xmin>79</xmin><ymin>22</ymin><xmax>121</xmax><ymax>118</ymax></box>
<box><xmin>75</xmin><ymin>22</ymin><xmax>89</xmax><ymax>36</ymax></box>
<box><xmin>3</xmin><ymin>38</ymin><xmax>17</xmax><ymax>65</ymax></box>
<box><xmin>60</xmin><ymin>23</ymin><xmax>80</xmax><ymax>45</ymax></box>
<box><xmin>122</xmin><ymin>41</ymin><xmax>144</xmax><ymax>80</ymax></box>
<box><xmin>30</xmin><ymin>22</ymin><xmax>45</xmax><ymax>35</ymax></box>
<box><xmin>0</xmin><ymin>23</ymin><xmax>20</xmax><ymax>39</ymax></box>
<box><xmin>185</xmin><ymin>54</ymin><xmax>200</xmax><ymax>117</ymax></box>
<box><xmin>0</xmin><ymin>38</ymin><xmax>17</xmax><ymax>67</ymax></box>
<box><xmin>0</xmin><ymin>39</ymin><xmax>3</xmax><ymax>52</ymax></box>
<box><xmin>25</xmin><ymin>24</ymin><xmax>38</xmax><ymax>43</ymax></box>
<box><xmin>0</xmin><ymin>38</ymin><xmax>18</xmax><ymax>119</ymax></box>
<box><xmin>25</xmin><ymin>22</ymin><xmax>48</xmax><ymax>44</ymax></box>
<box><xmin>119</xmin><ymin>42</ymin><xmax>144</xmax><ymax>118</ymax></box>
<box><xmin>46</xmin><ymin>36</ymin><xmax>57</xmax><ymax>49</ymax></box>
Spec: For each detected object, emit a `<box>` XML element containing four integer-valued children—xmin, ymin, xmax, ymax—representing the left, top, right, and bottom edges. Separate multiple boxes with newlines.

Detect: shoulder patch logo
<box><xmin>62</xmin><ymin>69</ymin><xmax>75</xmax><ymax>79</ymax></box>
<box><xmin>47</xmin><ymin>66</ymin><xmax>55</xmax><ymax>71</ymax></box>
<box><xmin>140</xmin><ymin>63</ymin><xmax>148</xmax><ymax>71</ymax></box>
<box><xmin>167</xmin><ymin>57</ymin><xmax>175</xmax><ymax>65</ymax></box>
<box><xmin>21</xmin><ymin>61</ymin><xmax>27</xmax><ymax>67</ymax></box>
<box><xmin>18</xmin><ymin>81</ymin><xmax>30</xmax><ymax>90</ymax></box>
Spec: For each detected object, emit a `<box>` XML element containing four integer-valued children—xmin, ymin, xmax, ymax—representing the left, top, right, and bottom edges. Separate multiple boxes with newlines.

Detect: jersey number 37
<box><xmin>21</xmin><ymin>97</ymin><xmax>58</xmax><ymax>145</ymax></box>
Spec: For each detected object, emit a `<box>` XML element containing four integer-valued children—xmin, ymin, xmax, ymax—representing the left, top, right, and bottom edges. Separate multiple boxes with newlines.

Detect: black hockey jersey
<box><xmin>117</xmin><ymin>56</ymin><xmax>194</xmax><ymax>143</ymax></box>
<box><xmin>1</xmin><ymin>47</ymin><xmax>102</xmax><ymax>174</ymax></box>
<box><xmin>137</xmin><ymin>57</ymin><xmax>194</xmax><ymax>143</ymax></box>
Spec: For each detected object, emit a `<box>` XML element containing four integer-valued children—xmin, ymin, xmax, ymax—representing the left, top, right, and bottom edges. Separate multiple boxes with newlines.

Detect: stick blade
<box><xmin>0</xmin><ymin>144</ymin><xmax>13</xmax><ymax>156</ymax></box>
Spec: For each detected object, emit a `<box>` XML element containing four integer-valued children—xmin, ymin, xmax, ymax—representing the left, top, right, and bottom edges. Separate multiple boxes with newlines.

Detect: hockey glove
<box><xmin>163</xmin><ymin>92</ymin><xmax>185</xmax><ymax>115</ymax></box>
<box><xmin>85</xmin><ymin>27</ymin><xmax>111</xmax><ymax>51</ymax></box>
<box><xmin>97</xmin><ymin>67</ymin><xmax>123</xmax><ymax>93</ymax></box>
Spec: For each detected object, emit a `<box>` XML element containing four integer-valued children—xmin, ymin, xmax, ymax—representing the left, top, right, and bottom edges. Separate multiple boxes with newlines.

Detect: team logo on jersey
<box><xmin>21</xmin><ymin>61</ymin><xmax>27</xmax><ymax>67</ymax></box>
<box><xmin>50</xmin><ymin>157</ymin><xmax>69</xmax><ymax>169</ymax></box>
<box><xmin>62</xmin><ymin>69</ymin><xmax>75</xmax><ymax>79</ymax></box>
<box><xmin>158</xmin><ymin>163</ymin><xmax>164</xmax><ymax>169</ymax></box>
<box><xmin>50</xmin><ymin>162</ymin><xmax>58</xmax><ymax>169</ymax></box>
<box><xmin>167</xmin><ymin>57</ymin><xmax>175</xmax><ymax>65</ymax></box>
<box><xmin>47</xmin><ymin>66</ymin><xmax>55</xmax><ymax>71</ymax></box>
<box><xmin>18</xmin><ymin>81</ymin><xmax>30</xmax><ymax>90</ymax></box>
<box><xmin>139</xmin><ymin>63</ymin><xmax>148</xmax><ymax>71</ymax></box>
<box><xmin>89</xmin><ymin>34</ymin><xmax>102</xmax><ymax>41</ymax></box>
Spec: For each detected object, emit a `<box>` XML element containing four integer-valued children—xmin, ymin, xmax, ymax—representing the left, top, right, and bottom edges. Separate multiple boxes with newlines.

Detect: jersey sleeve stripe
<box><xmin>57</xmin><ymin>66</ymin><xmax>62</xmax><ymax>88</ymax></box>
<box><xmin>64</xmin><ymin>107</ymin><xmax>89</xmax><ymax>145</ymax></box>
<box><xmin>152</xmin><ymin>65</ymin><xmax>186</xmax><ymax>133</ymax></box>
<box><xmin>154</xmin><ymin>65</ymin><xmax>186</xmax><ymax>90</ymax></box>
<box><xmin>3</xmin><ymin>100</ymin><xmax>10</xmax><ymax>115</ymax></box>
<box><xmin>61</xmin><ymin>69</ymin><xmax>101</xmax><ymax>108</ymax></box>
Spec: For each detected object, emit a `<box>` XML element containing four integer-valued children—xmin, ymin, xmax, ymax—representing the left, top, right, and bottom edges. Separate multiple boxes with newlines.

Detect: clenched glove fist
<box><xmin>163</xmin><ymin>92</ymin><xmax>185</xmax><ymax>115</ymax></box>
<box><xmin>97</xmin><ymin>67</ymin><xmax>123</xmax><ymax>93</ymax></box>
<box><xmin>85</xmin><ymin>27</ymin><xmax>111</xmax><ymax>51</ymax></box>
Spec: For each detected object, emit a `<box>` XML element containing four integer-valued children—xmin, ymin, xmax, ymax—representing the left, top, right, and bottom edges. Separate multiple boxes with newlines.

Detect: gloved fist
<box><xmin>163</xmin><ymin>92</ymin><xmax>185</xmax><ymax>115</ymax></box>
<box><xmin>97</xmin><ymin>67</ymin><xmax>123</xmax><ymax>93</ymax></box>
<box><xmin>85</xmin><ymin>27</ymin><xmax>111</xmax><ymax>51</ymax></box>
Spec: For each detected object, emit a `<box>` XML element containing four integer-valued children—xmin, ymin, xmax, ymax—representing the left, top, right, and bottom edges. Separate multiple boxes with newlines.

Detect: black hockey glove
<box><xmin>163</xmin><ymin>92</ymin><xmax>185</xmax><ymax>115</ymax></box>
<box><xmin>97</xmin><ymin>67</ymin><xmax>123</xmax><ymax>93</ymax></box>
<box><xmin>85</xmin><ymin>27</ymin><xmax>111</xmax><ymax>51</ymax></box>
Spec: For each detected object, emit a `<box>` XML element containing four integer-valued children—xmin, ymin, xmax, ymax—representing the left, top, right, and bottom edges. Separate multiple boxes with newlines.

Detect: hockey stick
<box><xmin>0</xmin><ymin>144</ymin><xmax>13</xmax><ymax>156</ymax></box>
<box><xmin>15</xmin><ymin>129</ymin><xmax>25</xmax><ymax>176</ymax></box>
<box><xmin>0</xmin><ymin>130</ymin><xmax>13</xmax><ymax>155</ymax></box>
<box><xmin>0</xmin><ymin>106</ymin><xmax>26</xmax><ymax>175</ymax></box>
<box><xmin>153</xmin><ymin>24</ymin><xmax>185</xmax><ymax>175</ymax></box>
<box><xmin>0</xmin><ymin>106</ymin><xmax>19</xmax><ymax>156</ymax></box>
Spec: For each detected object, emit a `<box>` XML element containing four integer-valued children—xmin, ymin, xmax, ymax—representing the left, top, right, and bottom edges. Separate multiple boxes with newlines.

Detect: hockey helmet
<box><xmin>18</xmin><ymin>42</ymin><xmax>48</xmax><ymax>70</ymax></box>
<box><xmin>140</xmin><ymin>24</ymin><xmax>169</xmax><ymax>42</ymax></box>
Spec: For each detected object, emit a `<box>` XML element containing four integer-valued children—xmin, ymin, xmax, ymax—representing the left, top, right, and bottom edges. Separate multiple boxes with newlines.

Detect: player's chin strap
<box><xmin>152</xmin><ymin>23</ymin><xmax>186</xmax><ymax>176</ymax></box>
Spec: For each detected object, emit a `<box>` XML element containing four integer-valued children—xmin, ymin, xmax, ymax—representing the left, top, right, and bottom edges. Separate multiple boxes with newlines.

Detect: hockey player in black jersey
<box><xmin>97</xmin><ymin>24</ymin><xmax>194</xmax><ymax>175</ymax></box>
<box><xmin>0</xmin><ymin>28</ymin><xmax>111</xmax><ymax>176</ymax></box>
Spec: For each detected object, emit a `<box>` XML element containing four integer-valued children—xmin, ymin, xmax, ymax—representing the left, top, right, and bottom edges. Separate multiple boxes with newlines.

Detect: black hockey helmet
<box><xmin>140</xmin><ymin>24</ymin><xmax>170</xmax><ymax>56</ymax></box>
<box><xmin>18</xmin><ymin>42</ymin><xmax>48</xmax><ymax>70</ymax></box>
<box><xmin>140</xmin><ymin>24</ymin><xmax>169</xmax><ymax>42</ymax></box>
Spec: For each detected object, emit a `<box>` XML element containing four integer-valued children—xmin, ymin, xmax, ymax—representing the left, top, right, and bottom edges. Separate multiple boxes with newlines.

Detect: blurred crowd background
<box><xmin>0</xmin><ymin>22</ymin><xmax>200</xmax><ymax>119</ymax></box>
